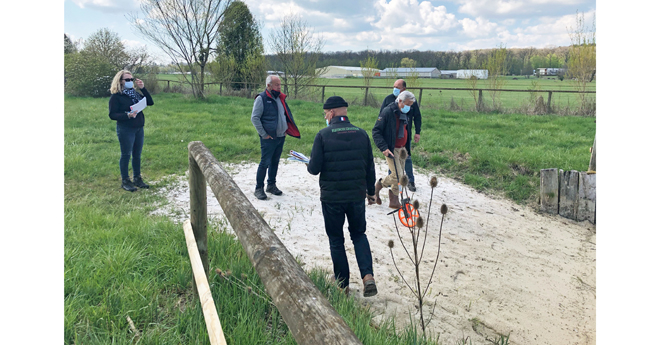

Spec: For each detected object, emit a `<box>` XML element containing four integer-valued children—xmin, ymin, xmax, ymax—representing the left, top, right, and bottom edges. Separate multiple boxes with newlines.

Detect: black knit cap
<box><xmin>323</xmin><ymin>96</ymin><xmax>349</xmax><ymax>109</ymax></box>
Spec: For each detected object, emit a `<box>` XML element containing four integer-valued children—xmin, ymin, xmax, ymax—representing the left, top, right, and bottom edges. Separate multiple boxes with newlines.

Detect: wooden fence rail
<box><xmin>156</xmin><ymin>79</ymin><xmax>595</xmax><ymax>109</ymax></box>
<box><xmin>188</xmin><ymin>140</ymin><xmax>363</xmax><ymax>345</ymax></box>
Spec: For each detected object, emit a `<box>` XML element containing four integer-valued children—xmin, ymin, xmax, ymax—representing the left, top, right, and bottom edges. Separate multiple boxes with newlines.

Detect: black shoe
<box><xmin>121</xmin><ymin>178</ymin><xmax>137</xmax><ymax>192</ymax></box>
<box><xmin>266</xmin><ymin>184</ymin><xmax>283</xmax><ymax>196</ymax></box>
<box><xmin>408</xmin><ymin>181</ymin><xmax>417</xmax><ymax>192</ymax></box>
<box><xmin>133</xmin><ymin>176</ymin><xmax>150</xmax><ymax>189</ymax></box>
<box><xmin>254</xmin><ymin>187</ymin><xmax>267</xmax><ymax>200</ymax></box>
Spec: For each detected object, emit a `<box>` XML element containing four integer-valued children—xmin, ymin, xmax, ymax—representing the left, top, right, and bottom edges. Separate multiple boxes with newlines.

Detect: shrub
<box><xmin>64</xmin><ymin>52</ymin><xmax>116</xmax><ymax>97</ymax></box>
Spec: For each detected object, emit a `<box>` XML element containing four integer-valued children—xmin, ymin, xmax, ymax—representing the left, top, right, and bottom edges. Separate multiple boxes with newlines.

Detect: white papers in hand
<box><xmin>288</xmin><ymin>150</ymin><xmax>310</xmax><ymax>164</ymax></box>
<box><xmin>130</xmin><ymin>97</ymin><xmax>147</xmax><ymax>113</ymax></box>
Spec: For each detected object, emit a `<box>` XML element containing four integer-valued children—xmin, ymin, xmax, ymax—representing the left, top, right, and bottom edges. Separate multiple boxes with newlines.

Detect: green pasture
<box><xmin>65</xmin><ymin>94</ymin><xmax>443</xmax><ymax>344</ymax></box>
<box><xmin>65</xmin><ymin>92</ymin><xmax>593</xmax><ymax>344</ymax></box>
<box><xmin>152</xmin><ymin>73</ymin><xmax>596</xmax><ymax>114</ymax></box>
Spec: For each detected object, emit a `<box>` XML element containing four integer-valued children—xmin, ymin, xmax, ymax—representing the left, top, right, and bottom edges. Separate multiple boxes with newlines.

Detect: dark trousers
<box><xmin>321</xmin><ymin>201</ymin><xmax>374</xmax><ymax>289</ymax></box>
<box><xmin>388</xmin><ymin>155</ymin><xmax>415</xmax><ymax>183</ymax></box>
<box><xmin>117</xmin><ymin>125</ymin><xmax>144</xmax><ymax>180</ymax></box>
<box><xmin>255</xmin><ymin>136</ymin><xmax>285</xmax><ymax>189</ymax></box>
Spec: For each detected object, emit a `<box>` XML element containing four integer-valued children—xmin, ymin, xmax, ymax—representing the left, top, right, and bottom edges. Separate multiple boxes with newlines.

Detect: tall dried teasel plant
<box><xmin>388</xmin><ymin>174</ymin><xmax>448</xmax><ymax>336</ymax></box>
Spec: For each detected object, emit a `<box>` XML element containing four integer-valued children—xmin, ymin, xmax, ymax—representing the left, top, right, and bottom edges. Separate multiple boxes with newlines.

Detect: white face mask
<box><xmin>124</xmin><ymin>81</ymin><xmax>134</xmax><ymax>89</ymax></box>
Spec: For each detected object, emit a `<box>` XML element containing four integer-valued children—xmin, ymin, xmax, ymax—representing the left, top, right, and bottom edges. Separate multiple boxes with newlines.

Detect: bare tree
<box><xmin>485</xmin><ymin>44</ymin><xmax>508</xmax><ymax>109</ymax></box>
<box><xmin>400</xmin><ymin>57</ymin><xmax>419</xmax><ymax>89</ymax></box>
<box><xmin>360</xmin><ymin>52</ymin><xmax>379</xmax><ymax>88</ymax></box>
<box><xmin>269</xmin><ymin>13</ymin><xmax>325</xmax><ymax>98</ymax></box>
<box><xmin>129</xmin><ymin>0</ymin><xmax>232</xmax><ymax>98</ymax></box>
<box><xmin>567</xmin><ymin>10</ymin><xmax>596</xmax><ymax>114</ymax></box>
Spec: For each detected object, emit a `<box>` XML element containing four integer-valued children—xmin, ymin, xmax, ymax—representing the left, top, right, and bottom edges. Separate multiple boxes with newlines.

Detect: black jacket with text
<box><xmin>307</xmin><ymin>116</ymin><xmax>376</xmax><ymax>203</ymax></box>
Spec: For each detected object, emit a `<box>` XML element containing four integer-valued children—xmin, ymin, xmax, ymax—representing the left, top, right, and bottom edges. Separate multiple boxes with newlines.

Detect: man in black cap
<box><xmin>380</xmin><ymin>79</ymin><xmax>422</xmax><ymax>192</ymax></box>
<box><xmin>307</xmin><ymin>96</ymin><xmax>378</xmax><ymax>297</ymax></box>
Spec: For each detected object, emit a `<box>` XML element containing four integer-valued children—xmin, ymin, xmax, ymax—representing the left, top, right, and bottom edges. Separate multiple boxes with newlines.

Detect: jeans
<box><xmin>255</xmin><ymin>136</ymin><xmax>285</xmax><ymax>189</ymax></box>
<box><xmin>388</xmin><ymin>155</ymin><xmax>415</xmax><ymax>184</ymax></box>
<box><xmin>116</xmin><ymin>125</ymin><xmax>144</xmax><ymax>180</ymax></box>
<box><xmin>321</xmin><ymin>201</ymin><xmax>374</xmax><ymax>289</ymax></box>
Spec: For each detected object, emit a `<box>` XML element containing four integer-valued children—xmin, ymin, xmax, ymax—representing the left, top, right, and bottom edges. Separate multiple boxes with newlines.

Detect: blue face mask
<box><xmin>326</xmin><ymin>119</ymin><xmax>330</xmax><ymax>126</ymax></box>
<box><xmin>402</xmin><ymin>104</ymin><xmax>411</xmax><ymax>113</ymax></box>
<box><xmin>124</xmin><ymin>81</ymin><xmax>134</xmax><ymax>89</ymax></box>
<box><xmin>393</xmin><ymin>88</ymin><xmax>400</xmax><ymax>96</ymax></box>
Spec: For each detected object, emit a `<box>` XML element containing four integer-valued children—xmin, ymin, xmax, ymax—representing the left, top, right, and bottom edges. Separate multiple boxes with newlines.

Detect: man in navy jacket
<box><xmin>307</xmin><ymin>96</ymin><xmax>378</xmax><ymax>297</ymax></box>
<box><xmin>380</xmin><ymin>79</ymin><xmax>422</xmax><ymax>192</ymax></box>
<box><xmin>251</xmin><ymin>75</ymin><xmax>300</xmax><ymax>200</ymax></box>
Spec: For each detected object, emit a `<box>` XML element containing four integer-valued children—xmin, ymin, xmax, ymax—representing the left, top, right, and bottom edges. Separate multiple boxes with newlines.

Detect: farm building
<box><xmin>440</xmin><ymin>70</ymin><xmax>458</xmax><ymax>79</ymax></box>
<box><xmin>380</xmin><ymin>67</ymin><xmax>441</xmax><ymax>78</ymax></box>
<box><xmin>537</xmin><ymin>68</ymin><xmax>566</xmax><ymax>76</ymax></box>
<box><xmin>456</xmin><ymin>69</ymin><xmax>489</xmax><ymax>79</ymax></box>
<box><xmin>317</xmin><ymin>66</ymin><xmax>376</xmax><ymax>78</ymax></box>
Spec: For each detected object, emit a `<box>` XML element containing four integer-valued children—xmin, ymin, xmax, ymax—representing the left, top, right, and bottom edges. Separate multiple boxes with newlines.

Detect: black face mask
<box><xmin>270</xmin><ymin>90</ymin><xmax>281</xmax><ymax>98</ymax></box>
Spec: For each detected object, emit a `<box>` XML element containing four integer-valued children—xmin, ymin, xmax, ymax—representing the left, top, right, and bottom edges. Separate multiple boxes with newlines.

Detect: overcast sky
<box><xmin>65</xmin><ymin>0</ymin><xmax>596</xmax><ymax>64</ymax></box>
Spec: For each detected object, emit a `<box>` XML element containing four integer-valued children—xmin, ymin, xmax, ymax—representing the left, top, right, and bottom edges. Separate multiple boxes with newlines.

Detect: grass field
<box><xmin>65</xmin><ymin>92</ymin><xmax>593</xmax><ymax>344</ymax></box>
<box><xmin>152</xmin><ymin>73</ymin><xmax>596</xmax><ymax>114</ymax></box>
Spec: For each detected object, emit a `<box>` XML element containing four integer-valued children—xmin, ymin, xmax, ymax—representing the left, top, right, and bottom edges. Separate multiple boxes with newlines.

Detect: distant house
<box><xmin>380</xmin><ymin>67</ymin><xmax>441</xmax><ymax>78</ymax></box>
<box><xmin>440</xmin><ymin>70</ymin><xmax>458</xmax><ymax>79</ymax></box>
<box><xmin>456</xmin><ymin>69</ymin><xmax>489</xmax><ymax>79</ymax></box>
<box><xmin>267</xmin><ymin>70</ymin><xmax>285</xmax><ymax>77</ymax></box>
<box><xmin>537</xmin><ymin>68</ymin><xmax>566</xmax><ymax>76</ymax></box>
<box><xmin>317</xmin><ymin>66</ymin><xmax>367</xmax><ymax>78</ymax></box>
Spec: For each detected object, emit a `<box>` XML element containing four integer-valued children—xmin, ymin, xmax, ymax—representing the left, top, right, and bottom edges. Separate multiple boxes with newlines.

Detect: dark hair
<box><xmin>402</xmin><ymin>80</ymin><xmax>407</xmax><ymax>88</ymax></box>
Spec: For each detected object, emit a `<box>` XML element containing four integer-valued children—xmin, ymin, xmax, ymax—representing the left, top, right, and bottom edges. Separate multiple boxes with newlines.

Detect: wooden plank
<box><xmin>183</xmin><ymin>220</ymin><xmax>228</xmax><ymax>345</ymax></box>
<box><xmin>540</xmin><ymin>168</ymin><xmax>559</xmax><ymax>214</ymax></box>
<box><xmin>189</xmin><ymin>150</ymin><xmax>209</xmax><ymax>298</ymax></box>
<box><xmin>188</xmin><ymin>141</ymin><xmax>363</xmax><ymax>345</ymax></box>
<box><xmin>588</xmin><ymin>135</ymin><xmax>596</xmax><ymax>172</ymax></box>
<box><xmin>559</xmin><ymin>170</ymin><xmax>579</xmax><ymax>220</ymax></box>
<box><xmin>577</xmin><ymin>172</ymin><xmax>596</xmax><ymax>224</ymax></box>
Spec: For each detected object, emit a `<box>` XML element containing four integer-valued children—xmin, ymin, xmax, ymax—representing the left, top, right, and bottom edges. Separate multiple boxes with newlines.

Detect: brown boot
<box><xmin>363</xmin><ymin>274</ymin><xmax>378</xmax><ymax>297</ymax></box>
<box><xmin>374</xmin><ymin>179</ymin><xmax>384</xmax><ymax>205</ymax></box>
<box><xmin>388</xmin><ymin>190</ymin><xmax>402</xmax><ymax>209</ymax></box>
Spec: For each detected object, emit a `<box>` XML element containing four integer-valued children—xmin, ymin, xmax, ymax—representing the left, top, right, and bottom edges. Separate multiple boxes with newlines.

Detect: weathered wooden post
<box><xmin>577</xmin><ymin>172</ymin><xmax>596</xmax><ymax>224</ymax></box>
<box><xmin>540</xmin><ymin>168</ymin><xmax>559</xmax><ymax>214</ymax></box>
<box><xmin>588</xmin><ymin>135</ymin><xmax>596</xmax><ymax>173</ymax></box>
<box><xmin>559</xmin><ymin>169</ymin><xmax>579</xmax><ymax>220</ymax></box>
<box><xmin>418</xmin><ymin>88</ymin><xmax>423</xmax><ymax>107</ymax></box>
<box><xmin>321</xmin><ymin>85</ymin><xmax>326</xmax><ymax>103</ymax></box>
<box><xmin>189</xmin><ymin>144</ymin><xmax>209</xmax><ymax>298</ymax></box>
<box><xmin>546</xmin><ymin>91</ymin><xmax>553</xmax><ymax>113</ymax></box>
<box><xmin>187</xmin><ymin>141</ymin><xmax>363</xmax><ymax>345</ymax></box>
<box><xmin>478</xmin><ymin>89</ymin><xmax>483</xmax><ymax>111</ymax></box>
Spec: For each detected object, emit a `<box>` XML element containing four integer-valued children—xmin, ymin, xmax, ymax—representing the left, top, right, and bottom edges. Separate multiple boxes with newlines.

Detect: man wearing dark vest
<box><xmin>380</xmin><ymin>79</ymin><xmax>422</xmax><ymax>192</ymax></box>
<box><xmin>251</xmin><ymin>75</ymin><xmax>300</xmax><ymax>200</ymax></box>
<box><xmin>307</xmin><ymin>96</ymin><xmax>378</xmax><ymax>297</ymax></box>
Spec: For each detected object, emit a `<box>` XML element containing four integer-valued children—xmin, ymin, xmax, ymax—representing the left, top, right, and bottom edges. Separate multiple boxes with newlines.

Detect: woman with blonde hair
<box><xmin>108</xmin><ymin>69</ymin><xmax>154</xmax><ymax>191</ymax></box>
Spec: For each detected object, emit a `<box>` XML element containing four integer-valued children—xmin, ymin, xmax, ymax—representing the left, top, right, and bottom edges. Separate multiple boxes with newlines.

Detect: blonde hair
<box><xmin>110</xmin><ymin>70</ymin><xmax>133</xmax><ymax>94</ymax></box>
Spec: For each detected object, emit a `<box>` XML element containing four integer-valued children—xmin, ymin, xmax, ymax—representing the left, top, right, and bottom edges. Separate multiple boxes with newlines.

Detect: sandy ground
<box><xmin>153</xmin><ymin>159</ymin><xmax>596</xmax><ymax>345</ymax></box>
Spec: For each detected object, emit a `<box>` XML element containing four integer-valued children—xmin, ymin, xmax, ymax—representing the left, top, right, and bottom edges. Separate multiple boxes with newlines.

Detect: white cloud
<box><xmin>372</xmin><ymin>0</ymin><xmax>458</xmax><ymax>35</ymax></box>
<box><xmin>456</xmin><ymin>0</ymin><xmax>588</xmax><ymax>17</ymax></box>
<box><xmin>71</xmin><ymin>0</ymin><xmax>139</xmax><ymax>13</ymax></box>
<box><xmin>459</xmin><ymin>17</ymin><xmax>498</xmax><ymax>38</ymax></box>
